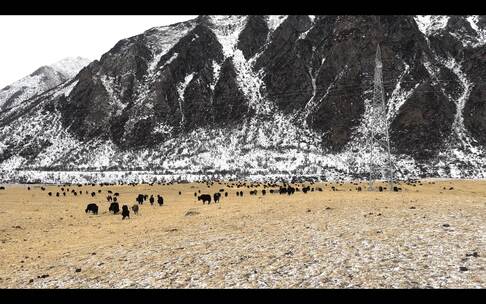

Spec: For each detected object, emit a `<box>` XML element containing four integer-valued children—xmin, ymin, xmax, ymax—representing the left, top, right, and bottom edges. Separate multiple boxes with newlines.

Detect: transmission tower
<box><xmin>367</xmin><ymin>44</ymin><xmax>394</xmax><ymax>191</ymax></box>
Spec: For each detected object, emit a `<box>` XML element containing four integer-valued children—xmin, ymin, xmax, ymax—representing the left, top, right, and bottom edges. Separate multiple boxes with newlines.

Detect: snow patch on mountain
<box><xmin>232</xmin><ymin>50</ymin><xmax>273</xmax><ymax>115</ymax></box>
<box><xmin>206</xmin><ymin>15</ymin><xmax>248</xmax><ymax>58</ymax></box>
<box><xmin>465</xmin><ymin>15</ymin><xmax>486</xmax><ymax>47</ymax></box>
<box><xmin>50</xmin><ymin>57</ymin><xmax>92</xmax><ymax>78</ymax></box>
<box><xmin>267</xmin><ymin>15</ymin><xmax>288</xmax><ymax>32</ymax></box>
<box><xmin>414</xmin><ymin>15</ymin><xmax>449</xmax><ymax>36</ymax></box>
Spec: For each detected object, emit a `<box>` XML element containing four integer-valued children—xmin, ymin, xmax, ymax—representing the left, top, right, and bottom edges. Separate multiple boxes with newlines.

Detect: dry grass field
<box><xmin>0</xmin><ymin>179</ymin><xmax>484</xmax><ymax>288</ymax></box>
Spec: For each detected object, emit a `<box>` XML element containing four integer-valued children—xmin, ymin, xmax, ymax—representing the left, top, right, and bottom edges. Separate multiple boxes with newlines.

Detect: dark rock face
<box><xmin>256</xmin><ymin>15</ymin><xmax>314</xmax><ymax>114</ymax></box>
<box><xmin>213</xmin><ymin>59</ymin><xmax>252</xmax><ymax>126</ymax></box>
<box><xmin>60</xmin><ymin>62</ymin><xmax>113</xmax><ymax>140</ymax></box>
<box><xmin>463</xmin><ymin>47</ymin><xmax>486</xmax><ymax>146</ymax></box>
<box><xmin>390</xmin><ymin>82</ymin><xmax>456</xmax><ymax>159</ymax></box>
<box><xmin>237</xmin><ymin>15</ymin><xmax>269</xmax><ymax>60</ymax></box>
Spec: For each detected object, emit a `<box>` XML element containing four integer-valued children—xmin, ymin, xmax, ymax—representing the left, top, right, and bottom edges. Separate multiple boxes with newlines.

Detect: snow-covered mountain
<box><xmin>0</xmin><ymin>57</ymin><xmax>91</xmax><ymax>111</ymax></box>
<box><xmin>1</xmin><ymin>15</ymin><xmax>486</xmax><ymax>183</ymax></box>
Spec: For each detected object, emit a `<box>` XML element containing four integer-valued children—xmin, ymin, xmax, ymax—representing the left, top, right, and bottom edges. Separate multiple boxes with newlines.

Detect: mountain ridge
<box><xmin>0</xmin><ymin>56</ymin><xmax>91</xmax><ymax>111</ymax></box>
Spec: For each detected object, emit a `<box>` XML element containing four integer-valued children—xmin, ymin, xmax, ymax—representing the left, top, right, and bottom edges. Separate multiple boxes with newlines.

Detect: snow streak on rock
<box><xmin>232</xmin><ymin>50</ymin><xmax>273</xmax><ymax>115</ymax></box>
<box><xmin>177</xmin><ymin>73</ymin><xmax>195</xmax><ymax>126</ymax></box>
<box><xmin>134</xmin><ymin>21</ymin><xmax>196</xmax><ymax>104</ymax></box>
<box><xmin>386</xmin><ymin>62</ymin><xmax>420</xmax><ymax>122</ymax></box>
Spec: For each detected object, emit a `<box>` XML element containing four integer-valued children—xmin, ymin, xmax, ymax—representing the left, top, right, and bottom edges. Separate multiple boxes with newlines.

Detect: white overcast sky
<box><xmin>0</xmin><ymin>15</ymin><xmax>197</xmax><ymax>89</ymax></box>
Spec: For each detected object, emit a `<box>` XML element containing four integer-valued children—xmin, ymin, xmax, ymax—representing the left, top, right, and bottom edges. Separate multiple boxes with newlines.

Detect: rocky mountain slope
<box><xmin>1</xmin><ymin>15</ymin><xmax>486</xmax><ymax>183</ymax></box>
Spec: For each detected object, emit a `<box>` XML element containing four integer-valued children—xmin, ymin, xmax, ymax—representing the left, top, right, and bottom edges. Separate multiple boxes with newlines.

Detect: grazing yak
<box><xmin>213</xmin><ymin>192</ymin><xmax>221</xmax><ymax>203</ymax></box>
<box><xmin>85</xmin><ymin>203</ymin><xmax>98</xmax><ymax>215</ymax></box>
<box><xmin>198</xmin><ymin>194</ymin><xmax>211</xmax><ymax>205</ymax></box>
<box><xmin>136</xmin><ymin>194</ymin><xmax>144</xmax><ymax>205</ymax></box>
<box><xmin>149</xmin><ymin>195</ymin><xmax>155</xmax><ymax>206</ymax></box>
<box><xmin>109</xmin><ymin>202</ymin><xmax>120</xmax><ymax>214</ymax></box>
<box><xmin>121</xmin><ymin>205</ymin><xmax>130</xmax><ymax>220</ymax></box>
<box><xmin>132</xmin><ymin>204</ymin><xmax>139</xmax><ymax>215</ymax></box>
<box><xmin>157</xmin><ymin>195</ymin><xmax>164</xmax><ymax>206</ymax></box>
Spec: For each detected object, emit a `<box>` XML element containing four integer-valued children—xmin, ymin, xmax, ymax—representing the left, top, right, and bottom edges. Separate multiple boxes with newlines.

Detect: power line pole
<box><xmin>367</xmin><ymin>44</ymin><xmax>394</xmax><ymax>191</ymax></box>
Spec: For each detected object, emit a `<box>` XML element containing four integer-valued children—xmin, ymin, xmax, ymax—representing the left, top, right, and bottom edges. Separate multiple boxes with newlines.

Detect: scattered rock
<box><xmin>91</xmin><ymin>252</ymin><xmax>96</xmax><ymax>255</ymax></box>
<box><xmin>12</xmin><ymin>225</ymin><xmax>22</xmax><ymax>229</ymax></box>
<box><xmin>409</xmin><ymin>206</ymin><xmax>416</xmax><ymax>209</ymax></box>
<box><xmin>306</xmin><ymin>209</ymin><xmax>311</xmax><ymax>212</ymax></box>
<box><xmin>185</xmin><ymin>210</ymin><xmax>200</xmax><ymax>216</ymax></box>
<box><xmin>75</xmin><ymin>268</ymin><xmax>81</xmax><ymax>273</ymax></box>
<box><xmin>442</xmin><ymin>224</ymin><xmax>450</xmax><ymax>227</ymax></box>
<box><xmin>37</xmin><ymin>274</ymin><xmax>49</xmax><ymax>279</ymax></box>
<box><xmin>466</xmin><ymin>252</ymin><xmax>479</xmax><ymax>258</ymax></box>
<box><xmin>28</xmin><ymin>279</ymin><xmax>33</xmax><ymax>283</ymax></box>
<box><xmin>459</xmin><ymin>266</ymin><xmax>468</xmax><ymax>272</ymax></box>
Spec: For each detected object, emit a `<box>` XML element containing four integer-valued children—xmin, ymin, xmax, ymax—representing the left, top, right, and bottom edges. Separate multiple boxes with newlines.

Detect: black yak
<box><xmin>136</xmin><ymin>194</ymin><xmax>144</xmax><ymax>205</ymax></box>
<box><xmin>109</xmin><ymin>202</ymin><xmax>120</xmax><ymax>214</ymax></box>
<box><xmin>198</xmin><ymin>194</ymin><xmax>211</xmax><ymax>204</ymax></box>
<box><xmin>85</xmin><ymin>203</ymin><xmax>98</xmax><ymax>215</ymax></box>
<box><xmin>132</xmin><ymin>204</ymin><xmax>139</xmax><ymax>215</ymax></box>
<box><xmin>121</xmin><ymin>205</ymin><xmax>129</xmax><ymax>220</ymax></box>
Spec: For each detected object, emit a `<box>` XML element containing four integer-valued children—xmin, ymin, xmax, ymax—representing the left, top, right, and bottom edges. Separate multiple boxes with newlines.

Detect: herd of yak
<box><xmin>0</xmin><ymin>179</ymin><xmax>434</xmax><ymax>221</ymax></box>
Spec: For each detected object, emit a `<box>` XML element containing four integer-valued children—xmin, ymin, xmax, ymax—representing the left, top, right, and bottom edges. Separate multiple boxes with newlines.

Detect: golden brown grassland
<box><xmin>0</xmin><ymin>179</ymin><xmax>484</xmax><ymax>288</ymax></box>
